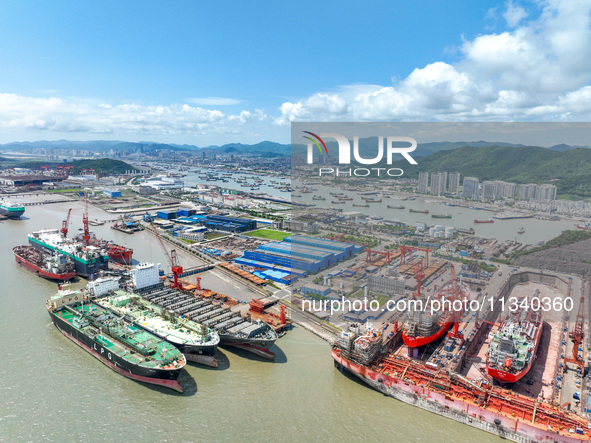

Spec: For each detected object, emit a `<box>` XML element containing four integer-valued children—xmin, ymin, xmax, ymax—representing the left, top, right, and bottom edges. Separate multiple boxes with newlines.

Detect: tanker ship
<box><xmin>47</xmin><ymin>286</ymin><xmax>186</xmax><ymax>392</ymax></box>
<box><xmin>332</xmin><ymin>323</ymin><xmax>591</xmax><ymax>442</ymax></box>
<box><xmin>486</xmin><ymin>291</ymin><xmax>543</xmax><ymax>384</ymax></box>
<box><xmin>13</xmin><ymin>245</ymin><xmax>76</xmax><ymax>281</ymax></box>
<box><xmin>88</xmin><ymin>275</ymin><xmax>220</xmax><ymax>367</ymax></box>
<box><xmin>28</xmin><ymin>229</ymin><xmax>109</xmax><ymax>277</ymax></box>
<box><xmin>125</xmin><ymin>262</ymin><xmax>278</xmax><ymax>359</ymax></box>
<box><xmin>0</xmin><ymin>199</ymin><xmax>25</xmax><ymax>219</ymax></box>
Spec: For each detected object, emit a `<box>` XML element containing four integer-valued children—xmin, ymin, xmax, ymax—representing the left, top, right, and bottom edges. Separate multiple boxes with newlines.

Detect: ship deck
<box><xmin>349</xmin><ymin>349</ymin><xmax>591</xmax><ymax>439</ymax></box>
<box><xmin>58</xmin><ymin>304</ymin><xmax>183</xmax><ymax>369</ymax></box>
<box><xmin>97</xmin><ymin>292</ymin><xmax>218</xmax><ymax>346</ymax></box>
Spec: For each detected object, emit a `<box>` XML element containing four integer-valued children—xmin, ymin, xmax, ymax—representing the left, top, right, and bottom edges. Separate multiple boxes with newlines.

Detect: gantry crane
<box><xmin>149</xmin><ymin>222</ymin><xmax>184</xmax><ymax>290</ymax></box>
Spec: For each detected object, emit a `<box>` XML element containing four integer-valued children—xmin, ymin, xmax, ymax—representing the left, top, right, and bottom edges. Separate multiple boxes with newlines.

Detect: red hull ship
<box><xmin>332</xmin><ymin>328</ymin><xmax>591</xmax><ymax>442</ymax></box>
<box><xmin>402</xmin><ymin>320</ymin><xmax>454</xmax><ymax>347</ymax></box>
<box><xmin>486</xmin><ymin>292</ymin><xmax>543</xmax><ymax>384</ymax></box>
<box><xmin>13</xmin><ymin>245</ymin><xmax>76</xmax><ymax>281</ymax></box>
<box><xmin>474</xmin><ymin>219</ymin><xmax>494</xmax><ymax>223</ymax></box>
<box><xmin>104</xmin><ymin>244</ymin><xmax>133</xmax><ymax>264</ymax></box>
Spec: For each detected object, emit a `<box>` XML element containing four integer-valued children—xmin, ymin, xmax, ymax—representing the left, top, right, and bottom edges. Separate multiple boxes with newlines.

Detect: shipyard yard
<box><xmin>2</xmin><ymin>180</ymin><xmax>591</xmax><ymax>442</ymax></box>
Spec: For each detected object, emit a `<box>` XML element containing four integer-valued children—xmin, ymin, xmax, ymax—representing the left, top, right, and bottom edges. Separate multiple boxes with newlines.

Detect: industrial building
<box><xmin>175</xmin><ymin>226</ymin><xmax>207</xmax><ymax>242</ymax></box>
<box><xmin>368</xmin><ymin>275</ymin><xmax>406</xmax><ymax>295</ymax></box>
<box><xmin>301</xmin><ymin>284</ymin><xmax>331</xmax><ymax>297</ymax></box>
<box><xmin>204</xmin><ymin>214</ymin><xmax>257</xmax><ymax>233</ymax></box>
<box><xmin>242</xmin><ymin>235</ymin><xmax>363</xmax><ymax>274</ymax></box>
<box><xmin>103</xmin><ymin>189</ymin><xmax>122</xmax><ymax>198</ymax></box>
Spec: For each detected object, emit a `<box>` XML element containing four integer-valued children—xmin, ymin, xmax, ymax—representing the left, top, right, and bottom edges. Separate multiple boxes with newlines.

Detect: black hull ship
<box><xmin>47</xmin><ymin>286</ymin><xmax>186</xmax><ymax>392</ymax></box>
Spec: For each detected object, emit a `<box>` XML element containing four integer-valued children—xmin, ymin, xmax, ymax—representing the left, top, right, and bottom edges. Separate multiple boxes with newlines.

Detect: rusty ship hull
<box><xmin>332</xmin><ymin>347</ymin><xmax>590</xmax><ymax>442</ymax></box>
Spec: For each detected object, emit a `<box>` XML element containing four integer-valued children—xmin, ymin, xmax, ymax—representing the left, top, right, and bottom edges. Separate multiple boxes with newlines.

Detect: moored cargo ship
<box><xmin>13</xmin><ymin>245</ymin><xmax>76</xmax><ymax>281</ymax></box>
<box><xmin>47</xmin><ymin>286</ymin><xmax>186</xmax><ymax>392</ymax></box>
<box><xmin>486</xmin><ymin>291</ymin><xmax>543</xmax><ymax>384</ymax></box>
<box><xmin>0</xmin><ymin>199</ymin><xmax>25</xmax><ymax>219</ymax></box>
<box><xmin>127</xmin><ymin>262</ymin><xmax>278</xmax><ymax>359</ymax></box>
<box><xmin>333</xmin><ymin>323</ymin><xmax>591</xmax><ymax>442</ymax></box>
<box><xmin>89</xmin><ymin>276</ymin><xmax>220</xmax><ymax>367</ymax></box>
<box><xmin>28</xmin><ymin>229</ymin><xmax>109</xmax><ymax>277</ymax></box>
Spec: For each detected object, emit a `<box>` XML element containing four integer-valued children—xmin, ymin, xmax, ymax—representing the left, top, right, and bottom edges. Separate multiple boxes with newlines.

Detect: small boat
<box><xmin>518</xmin><ymin>227</ymin><xmax>525</xmax><ymax>234</ymax></box>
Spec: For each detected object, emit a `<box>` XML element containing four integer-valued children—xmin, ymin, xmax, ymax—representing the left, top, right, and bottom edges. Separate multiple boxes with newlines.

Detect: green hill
<box><xmin>392</xmin><ymin>145</ymin><xmax>591</xmax><ymax>199</ymax></box>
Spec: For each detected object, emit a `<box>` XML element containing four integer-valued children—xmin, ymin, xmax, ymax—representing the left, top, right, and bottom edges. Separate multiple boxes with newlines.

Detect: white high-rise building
<box><xmin>536</xmin><ymin>184</ymin><xmax>557</xmax><ymax>200</ymax></box>
<box><xmin>462</xmin><ymin>177</ymin><xmax>479</xmax><ymax>200</ymax></box>
<box><xmin>482</xmin><ymin>181</ymin><xmax>499</xmax><ymax>200</ymax></box>
<box><xmin>449</xmin><ymin>172</ymin><xmax>460</xmax><ymax>194</ymax></box>
<box><xmin>430</xmin><ymin>172</ymin><xmax>446</xmax><ymax>196</ymax></box>
<box><xmin>497</xmin><ymin>181</ymin><xmax>516</xmax><ymax>199</ymax></box>
<box><xmin>418</xmin><ymin>171</ymin><xmax>429</xmax><ymax>194</ymax></box>
<box><xmin>516</xmin><ymin>183</ymin><xmax>537</xmax><ymax>200</ymax></box>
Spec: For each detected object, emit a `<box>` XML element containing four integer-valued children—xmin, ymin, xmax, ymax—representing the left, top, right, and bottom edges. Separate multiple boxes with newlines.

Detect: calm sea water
<box><xmin>0</xmin><ymin>203</ymin><xmax>503</xmax><ymax>442</ymax></box>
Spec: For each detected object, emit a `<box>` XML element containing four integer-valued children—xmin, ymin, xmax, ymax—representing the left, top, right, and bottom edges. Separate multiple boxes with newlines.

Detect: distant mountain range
<box><xmin>0</xmin><ymin>139</ymin><xmax>588</xmax><ymax>158</ymax></box>
<box><xmin>0</xmin><ymin>139</ymin><xmax>292</xmax><ymax>157</ymax></box>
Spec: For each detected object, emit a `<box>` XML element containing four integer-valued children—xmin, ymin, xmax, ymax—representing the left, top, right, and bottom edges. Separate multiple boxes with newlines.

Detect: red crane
<box><xmin>40</xmin><ymin>165</ymin><xmax>51</xmax><ymax>175</ymax></box>
<box><xmin>565</xmin><ymin>295</ymin><xmax>585</xmax><ymax>368</ymax></box>
<box><xmin>81</xmin><ymin>191</ymin><xmax>90</xmax><ymax>245</ymax></box>
<box><xmin>365</xmin><ymin>248</ymin><xmax>393</xmax><ymax>266</ymax></box>
<box><xmin>149</xmin><ymin>222</ymin><xmax>184</xmax><ymax>290</ymax></box>
<box><xmin>445</xmin><ymin>264</ymin><xmax>466</xmax><ymax>341</ymax></box>
<box><xmin>399</xmin><ymin>244</ymin><xmax>430</xmax><ymax>267</ymax></box>
<box><xmin>60</xmin><ymin>208</ymin><xmax>72</xmax><ymax>237</ymax></box>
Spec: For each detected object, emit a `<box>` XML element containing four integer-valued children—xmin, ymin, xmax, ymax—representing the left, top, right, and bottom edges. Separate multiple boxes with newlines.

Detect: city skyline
<box><xmin>0</xmin><ymin>1</ymin><xmax>590</xmax><ymax>145</ymax></box>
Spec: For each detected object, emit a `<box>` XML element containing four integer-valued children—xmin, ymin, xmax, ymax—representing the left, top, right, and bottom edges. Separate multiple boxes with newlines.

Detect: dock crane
<box><xmin>60</xmin><ymin>208</ymin><xmax>72</xmax><ymax>238</ymax></box>
<box><xmin>149</xmin><ymin>222</ymin><xmax>184</xmax><ymax>290</ymax></box>
<box><xmin>565</xmin><ymin>295</ymin><xmax>585</xmax><ymax>368</ymax></box>
<box><xmin>81</xmin><ymin>191</ymin><xmax>90</xmax><ymax>245</ymax></box>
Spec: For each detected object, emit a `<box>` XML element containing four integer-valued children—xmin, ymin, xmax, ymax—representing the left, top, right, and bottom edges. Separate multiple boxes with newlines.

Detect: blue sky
<box><xmin>0</xmin><ymin>1</ymin><xmax>589</xmax><ymax>145</ymax></box>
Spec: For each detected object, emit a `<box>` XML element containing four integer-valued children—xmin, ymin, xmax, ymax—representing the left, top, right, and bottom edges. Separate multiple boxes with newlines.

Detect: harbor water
<box><xmin>0</xmin><ymin>203</ymin><xmax>506</xmax><ymax>442</ymax></box>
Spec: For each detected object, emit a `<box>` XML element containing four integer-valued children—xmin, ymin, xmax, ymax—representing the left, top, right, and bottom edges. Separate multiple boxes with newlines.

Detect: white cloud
<box><xmin>0</xmin><ymin>93</ymin><xmax>269</xmax><ymax>136</ymax></box>
<box><xmin>503</xmin><ymin>1</ymin><xmax>527</xmax><ymax>27</ymax></box>
<box><xmin>279</xmin><ymin>0</ymin><xmax>591</xmax><ymax>123</ymax></box>
<box><xmin>186</xmin><ymin>97</ymin><xmax>242</xmax><ymax>106</ymax></box>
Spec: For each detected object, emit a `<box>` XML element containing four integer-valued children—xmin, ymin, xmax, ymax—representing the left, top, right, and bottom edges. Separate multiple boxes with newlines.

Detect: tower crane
<box><xmin>60</xmin><ymin>208</ymin><xmax>72</xmax><ymax>238</ymax></box>
<box><xmin>565</xmin><ymin>295</ymin><xmax>585</xmax><ymax>368</ymax></box>
<box><xmin>149</xmin><ymin>222</ymin><xmax>184</xmax><ymax>290</ymax></box>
